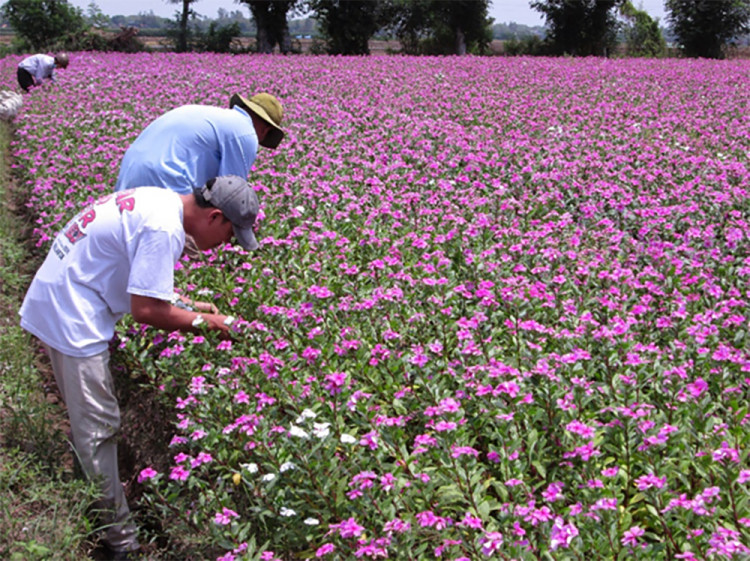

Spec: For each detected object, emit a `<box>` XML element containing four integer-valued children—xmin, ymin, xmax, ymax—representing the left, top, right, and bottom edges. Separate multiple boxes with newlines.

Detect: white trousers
<box><xmin>44</xmin><ymin>344</ymin><xmax>140</xmax><ymax>553</ymax></box>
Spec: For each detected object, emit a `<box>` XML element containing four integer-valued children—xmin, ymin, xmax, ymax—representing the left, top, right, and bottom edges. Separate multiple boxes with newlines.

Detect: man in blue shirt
<box><xmin>115</xmin><ymin>92</ymin><xmax>285</xmax><ymax>194</ymax></box>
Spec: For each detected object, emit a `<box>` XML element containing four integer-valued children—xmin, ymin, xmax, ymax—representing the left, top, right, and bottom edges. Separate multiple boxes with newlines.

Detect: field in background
<box><xmin>1</xmin><ymin>54</ymin><xmax>748</xmax><ymax>560</ymax></box>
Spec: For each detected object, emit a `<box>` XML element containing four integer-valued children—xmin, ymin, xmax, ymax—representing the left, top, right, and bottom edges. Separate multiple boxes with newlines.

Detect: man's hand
<box><xmin>175</xmin><ymin>294</ymin><xmax>219</xmax><ymax>314</ymax></box>
<box><xmin>131</xmin><ymin>294</ymin><xmax>233</xmax><ymax>337</ymax></box>
<box><xmin>193</xmin><ymin>300</ymin><xmax>220</xmax><ymax>314</ymax></box>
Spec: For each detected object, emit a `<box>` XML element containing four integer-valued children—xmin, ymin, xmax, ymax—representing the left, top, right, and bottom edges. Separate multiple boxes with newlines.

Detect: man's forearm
<box><xmin>131</xmin><ymin>294</ymin><xmax>231</xmax><ymax>336</ymax></box>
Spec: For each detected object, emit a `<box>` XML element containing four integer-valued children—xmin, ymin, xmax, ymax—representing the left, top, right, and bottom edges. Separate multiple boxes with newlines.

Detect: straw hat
<box><xmin>230</xmin><ymin>92</ymin><xmax>284</xmax><ymax>149</ymax></box>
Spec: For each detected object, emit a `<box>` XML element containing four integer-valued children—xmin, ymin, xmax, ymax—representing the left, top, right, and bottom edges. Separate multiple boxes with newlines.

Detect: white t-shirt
<box><xmin>20</xmin><ymin>188</ymin><xmax>185</xmax><ymax>357</ymax></box>
<box><xmin>18</xmin><ymin>54</ymin><xmax>56</xmax><ymax>82</ymax></box>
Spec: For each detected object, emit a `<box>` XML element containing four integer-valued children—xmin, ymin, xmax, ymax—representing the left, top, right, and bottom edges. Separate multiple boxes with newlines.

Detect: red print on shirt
<box><xmin>62</xmin><ymin>191</ymin><xmax>137</xmax><ymax>248</ymax></box>
<box><xmin>115</xmin><ymin>191</ymin><xmax>136</xmax><ymax>214</ymax></box>
<box><xmin>64</xmin><ymin>221</ymin><xmax>86</xmax><ymax>244</ymax></box>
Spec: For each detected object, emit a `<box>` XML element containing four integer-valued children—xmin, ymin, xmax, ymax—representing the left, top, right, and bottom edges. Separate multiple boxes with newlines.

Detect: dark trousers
<box><xmin>17</xmin><ymin>67</ymin><xmax>34</xmax><ymax>92</ymax></box>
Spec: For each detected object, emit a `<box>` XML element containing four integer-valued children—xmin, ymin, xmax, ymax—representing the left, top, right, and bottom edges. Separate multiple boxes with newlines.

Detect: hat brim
<box><xmin>230</xmin><ymin>94</ymin><xmax>285</xmax><ymax>149</ymax></box>
<box><xmin>234</xmin><ymin>224</ymin><xmax>259</xmax><ymax>251</ymax></box>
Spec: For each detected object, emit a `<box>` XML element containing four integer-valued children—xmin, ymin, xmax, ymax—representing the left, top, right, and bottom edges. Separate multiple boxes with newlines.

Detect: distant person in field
<box><xmin>19</xmin><ymin>176</ymin><xmax>260</xmax><ymax>561</ymax></box>
<box><xmin>115</xmin><ymin>92</ymin><xmax>285</xmax><ymax>194</ymax></box>
<box><xmin>17</xmin><ymin>53</ymin><xmax>69</xmax><ymax>92</ymax></box>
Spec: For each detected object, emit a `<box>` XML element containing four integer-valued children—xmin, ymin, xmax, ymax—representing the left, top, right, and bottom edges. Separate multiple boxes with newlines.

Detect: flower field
<box><xmin>2</xmin><ymin>52</ymin><xmax>749</xmax><ymax>560</ymax></box>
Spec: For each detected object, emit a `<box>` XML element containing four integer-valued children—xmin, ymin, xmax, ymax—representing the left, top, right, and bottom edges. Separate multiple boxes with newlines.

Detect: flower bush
<box><xmin>2</xmin><ymin>52</ymin><xmax>749</xmax><ymax>560</ymax></box>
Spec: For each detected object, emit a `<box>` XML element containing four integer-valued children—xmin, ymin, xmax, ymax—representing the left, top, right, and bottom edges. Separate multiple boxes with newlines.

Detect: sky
<box><xmin>69</xmin><ymin>0</ymin><xmax>668</xmax><ymax>28</ymax></box>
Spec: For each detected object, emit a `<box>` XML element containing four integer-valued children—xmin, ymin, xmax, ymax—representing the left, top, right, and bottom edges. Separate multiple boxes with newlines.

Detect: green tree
<box><xmin>85</xmin><ymin>0</ymin><xmax>109</xmax><ymax>28</ymax></box>
<box><xmin>168</xmin><ymin>0</ymin><xmax>199</xmax><ymax>52</ymax></box>
<box><xmin>432</xmin><ymin>0</ymin><xmax>492</xmax><ymax>54</ymax></box>
<box><xmin>1</xmin><ymin>0</ymin><xmax>86</xmax><ymax>50</ymax></box>
<box><xmin>308</xmin><ymin>0</ymin><xmax>385</xmax><ymax>55</ymax></box>
<box><xmin>384</xmin><ymin>0</ymin><xmax>492</xmax><ymax>55</ymax></box>
<box><xmin>383</xmin><ymin>0</ymin><xmax>431</xmax><ymax>54</ymax></box>
<box><xmin>665</xmin><ymin>0</ymin><xmax>750</xmax><ymax>58</ymax></box>
<box><xmin>194</xmin><ymin>20</ymin><xmax>242</xmax><ymax>52</ymax></box>
<box><xmin>620</xmin><ymin>1</ymin><xmax>665</xmax><ymax>57</ymax></box>
<box><xmin>239</xmin><ymin>0</ymin><xmax>300</xmax><ymax>53</ymax></box>
<box><xmin>531</xmin><ymin>0</ymin><xmax>623</xmax><ymax>56</ymax></box>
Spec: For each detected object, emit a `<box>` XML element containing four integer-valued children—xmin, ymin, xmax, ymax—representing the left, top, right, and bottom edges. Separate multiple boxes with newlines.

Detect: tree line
<box><xmin>1</xmin><ymin>0</ymin><xmax>749</xmax><ymax>59</ymax></box>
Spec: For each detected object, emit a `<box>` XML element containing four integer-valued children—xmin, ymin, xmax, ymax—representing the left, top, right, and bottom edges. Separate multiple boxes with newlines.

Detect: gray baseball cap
<box><xmin>196</xmin><ymin>176</ymin><xmax>259</xmax><ymax>250</ymax></box>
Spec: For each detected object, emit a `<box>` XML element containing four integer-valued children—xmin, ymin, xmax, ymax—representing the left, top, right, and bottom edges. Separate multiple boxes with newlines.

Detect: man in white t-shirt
<box><xmin>19</xmin><ymin>175</ymin><xmax>259</xmax><ymax>560</ymax></box>
<box><xmin>17</xmin><ymin>53</ymin><xmax>69</xmax><ymax>92</ymax></box>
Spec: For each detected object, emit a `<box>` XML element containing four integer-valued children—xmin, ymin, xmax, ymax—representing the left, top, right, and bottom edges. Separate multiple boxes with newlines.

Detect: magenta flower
<box><xmin>314</xmin><ymin>544</ymin><xmax>335</xmax><ymax>557</ymax></box>
<box><xmin>382</xmin><ymin>518</ymin><xmax>411</xmax><ymax>534</ymax></box>
<box><xmin>169</xmin><ymin>465</ymin><xmax>190</xmax><ymax>481</ymax></box>
<box><xmin>214</xmin><ymin>507</ymin><xmax>239</xmax><ymax>526</ymax></box>
<box><xmin>458</xmin><ymin>512</ymin><xmax>483</xmax><ymax>529</ymax></box>
<box><xmin>621</xmin><ymin>526</ymin><xmax>645</xmax><ymax>547</ymax></box>
<box><xmin>137</xmin><ymin>467</ymin><xmax>158</xmax><ymax>483</ymax></box>
<box><xmin>712</xmin><ymin>441</ymin><xmax>740</xmax><ymax>463</ymax></box>
<box><xmin>635</xmin><ymin>473</ymin><xmax>667</xmax><ymax>491</ymax></box>
<box><xmin>549</xmin><ymin>517</ymin><xmax>579</xmax><ymax>551</ymax></box>
<box><xmin>330</xmin><ymin>517</ymin><xmax>365</xmax><ymax>539</ymax></box>
<box><xmin>479</xmin><ymin>531</ymin><xmax>504</xmax><ymax>555</ymax></box>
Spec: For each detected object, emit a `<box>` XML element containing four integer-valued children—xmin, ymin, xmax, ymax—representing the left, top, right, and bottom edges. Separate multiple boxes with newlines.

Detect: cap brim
<box><xmin>234</xmin><ymin>225</ymin><xmax>259</xmax><ymax>251</ymax></box>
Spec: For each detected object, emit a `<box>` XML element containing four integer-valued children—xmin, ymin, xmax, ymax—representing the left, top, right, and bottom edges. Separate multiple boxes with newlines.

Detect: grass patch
<box><xmin>0</xmin><ymin>120</ymin><xmax>101</xmax><ymax>559</ymax></box>
<box><xmin>0</xmin><ymin>447</ymin><xmax>99</xmax><ymax>561</ymax></box>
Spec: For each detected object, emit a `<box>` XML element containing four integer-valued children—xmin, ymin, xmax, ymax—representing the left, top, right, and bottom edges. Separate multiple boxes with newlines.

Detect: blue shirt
<box><xmin>115</xmin><ymin>105</ymin><xmax>258</xmax><ymax>195</ymax></box>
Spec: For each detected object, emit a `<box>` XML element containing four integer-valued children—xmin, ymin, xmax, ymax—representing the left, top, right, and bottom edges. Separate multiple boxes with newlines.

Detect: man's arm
<box><xmin>131</xmin><ymin>294</ymin><xmax>232</xmax><ymax>337</ymax></box>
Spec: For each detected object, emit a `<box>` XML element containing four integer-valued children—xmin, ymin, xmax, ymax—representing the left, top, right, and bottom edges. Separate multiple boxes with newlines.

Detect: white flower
<box><xmin>340</xmin><ymin>434</ymin><xmax>356</xmax><ymax>444</ymax></box>
<box><xmin>241</xmin><ymin>462</ymin><xmax>258</xmax><ymax>474</ymax></box>
<box><xmin>313</xmin><ymin>422</ymin><xmax>331</xmax><ymax>439</ymax></box>
<box><xmin>191</xmin><ymin>315</ymin><xmax>205</xmax><ymax>327</ymax></box>
<box><xmin>294</xmin><ymin>205</ymin><xmax>305</xmax><ymax>215</ymax></box>
<box><xmin>279</xmin><ymin>507</ymin><xmax>296</xmax><ymax>517</ymax></box>
<box><xmin>296</xmin><ymin>408</ymin><xmax>317</xmax><ymax>423</ymax></box>
<box><xmin>262</xmin><ymin>473</ymin><xmax>276</xmax><ymax>482</ymax></box>
<box><xmin>280</xmin><ymin>462</ymin><xmax>296</xmax><ymax>473</ymax></box>
<box><xmin>288</xmin><ymin>425</ymin><xmax>309</xmax><ymax>439</ymax></box>
<box><xmin>304</xmin><ymin>518</ymin><xmax>320</xmax><ymax>526</ymax></box>
<box><xmin>223</xmin><ymin>316</ymin><xmax>236</xmax><ymax>326</ymax></box>
<box><xmin>197</xmin><ymin>288</ymin><xmax>213</xmax><ymax>295</ymax></box>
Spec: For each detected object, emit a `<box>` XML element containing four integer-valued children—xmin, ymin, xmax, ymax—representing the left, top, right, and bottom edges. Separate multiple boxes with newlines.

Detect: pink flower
<box><xmin>712</xmin><ymin>441</ymin><xmax>740</xmax><ymax>463</ymax></box>
<box><xmin>383</xmin><ymin>518</ymin><xmax>411</xmax><ymax>534</ymax></box>
<box><xmin>354</xmin><ymin>540</ymin><xmax>388</xmax><ymax>558</ymax></box>
<box><xmin>480</xmin><ymin>531</ymin><xmax>503</xmax><ymax>555</ymax></box>
<box><xmin>324</xmin><ymin>372</ymin><xmax>348</xmax><ymax>394</ymax></box>
<box><xmin>434</xmin><ymin>421</ymin><xmax>457</xmax><ymax>432</ymax></box>
<box><xmin>214</xmin><ymin>507</ymin><xmax>239</xmax><ymax>526</ymax></box>
<box><xmin>621</xmin><ymin>526</ymin><xmax>645</xmax><ymax>547</ymax></box>
<box><xmin>169</xmin><ymin>465</ymin><xmax>190</xmax><ymax>481</ymax></box>
<box><xmin>550</xmin><ymin>517</ymin><xmax>579</xmax><ymax>551</ymax></box>
<box><xmin>451</xmin><ymin>445</ymin><xmax>480</xmax><ymax>458</ymax></box>
<box><xmin>137</xmin><ymin>467</ymin><xmax>158</xmax><ymax>483</ymax></box>
<box><xmin>330</xmin><ymin>517</ymin><xmax>364</xmax><ymax>538</ymax></box>
<box><xmin>308</xmin><ymin>285</ymin><xmax>334</xmax><ymax>298</ymax></box>
<box><xmin>359</xmin><ymin>431</ymin><xmax>379</xmax><ymax>450</ymax></box>
<box><xmin>459</xmin><ymin>512</ymin><xmax>483</xmax><ymax>529</ymax></box>
<box><xmin>315</xmin><ymin>544</ymin><xmax>336</xmax><ymax>557</ymax></box>
<box><xmin>635</xmin><ymin>473</ymin><xmax>667</xmax><ymax>491</ymax></box>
